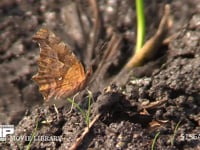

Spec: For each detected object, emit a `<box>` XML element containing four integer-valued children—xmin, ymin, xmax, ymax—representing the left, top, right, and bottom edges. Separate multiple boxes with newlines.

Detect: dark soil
<box><xmin>0</xmin><ymin>0</ymin><xmax>200</xmax><ymax>149</ymax></box>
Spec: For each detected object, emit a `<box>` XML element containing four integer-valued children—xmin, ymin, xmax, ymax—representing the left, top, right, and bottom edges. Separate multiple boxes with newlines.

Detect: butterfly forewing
<box><xmin>32</xmin><ymin>28</ymin><xmax>87</xmax><ymax>101</ymax></box>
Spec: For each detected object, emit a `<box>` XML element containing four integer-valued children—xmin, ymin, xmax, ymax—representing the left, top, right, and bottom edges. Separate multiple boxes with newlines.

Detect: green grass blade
<box><xmin>85</xmin><ymin>91</ymin><xmax>93</xmax><ymax>128</ymax></box>
<box><xmin>26</xmin><ymin>119</ymin><xmax>39</xmax><ymax>150</ymax></box>
<box><xmin>67</xmin><ymin>98</ymin><xmax>85</xmax><ymax>117</ymax></box>
<box><xmin>171</xmin><ymin>121</ymin><xmax>181</xmax><ymax>146</ymax></box>
<box><xmin>151</xmin><ymin>131</ymin><xmax>160</xmax><ymax>150</ymax></box>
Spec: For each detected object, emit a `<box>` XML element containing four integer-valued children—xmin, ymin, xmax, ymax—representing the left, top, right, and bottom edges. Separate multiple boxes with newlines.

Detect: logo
<box><xmin>0</xmin><ymin>125</ymin><xmax>14</xmax><ymax>141</ymax></box>
<box><xmin>0</xmin><ymin>124</ymin><xmax>63</xmax><ymax>142</ymax></box>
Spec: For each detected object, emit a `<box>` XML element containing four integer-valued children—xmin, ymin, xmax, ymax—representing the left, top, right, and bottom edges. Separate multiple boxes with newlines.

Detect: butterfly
<box><xmin>32</xmin><ymin>28</ymin><xmax>91</xmax><ymax>103</ymax></box>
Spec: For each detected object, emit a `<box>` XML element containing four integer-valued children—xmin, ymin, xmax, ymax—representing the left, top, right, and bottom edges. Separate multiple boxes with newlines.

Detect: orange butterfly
<box><xmin>32</xmin><ymin>28</ymin><xmax>91</xmax><ymax>103</ymax></box>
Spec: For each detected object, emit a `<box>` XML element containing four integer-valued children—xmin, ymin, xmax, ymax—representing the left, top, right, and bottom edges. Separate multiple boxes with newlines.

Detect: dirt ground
<box><xmin>0</xmin><ymin>0</ymin><xmax>200</xmax><ymax>149</ymax></box>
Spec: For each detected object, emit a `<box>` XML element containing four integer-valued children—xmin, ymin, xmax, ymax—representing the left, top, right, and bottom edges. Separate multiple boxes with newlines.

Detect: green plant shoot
<box><xmin>135</xmin><ymin>0</ymin><xmax>146</xmax><ymax>53</ymax></box>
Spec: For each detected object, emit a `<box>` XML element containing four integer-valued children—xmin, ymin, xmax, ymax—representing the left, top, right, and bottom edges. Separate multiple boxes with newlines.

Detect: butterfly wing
<box><xmin>32</xmin><ymin>28</ymin><xmax>86</xmax><ymax>101</ymax></box>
